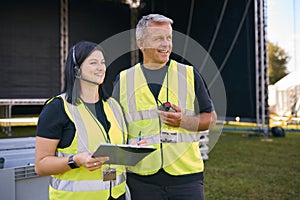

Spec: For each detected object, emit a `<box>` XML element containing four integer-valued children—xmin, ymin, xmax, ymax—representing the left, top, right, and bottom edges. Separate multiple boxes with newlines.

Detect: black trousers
<box><xmin>127</xmin><ymin>175</ymin><xmax>204</xmax><ymax>200</ymax></box>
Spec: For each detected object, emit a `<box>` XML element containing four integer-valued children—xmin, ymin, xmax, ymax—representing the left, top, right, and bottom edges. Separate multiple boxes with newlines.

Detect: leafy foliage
<box><xmin>268</xmin><ymin>42</ymin><xmax>289</xmax><ymax>84</ymax></box>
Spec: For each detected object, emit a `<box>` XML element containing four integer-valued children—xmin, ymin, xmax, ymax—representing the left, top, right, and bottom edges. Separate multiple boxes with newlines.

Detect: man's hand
<box><xmin>157</xmin><ymin>104</ymin><xmax>182</xmax><ymax>127</ymax></box>
<box><xmin>157</xmin><ymin>103</ymin><xmax>217</xmax><ymax>131</ymax></box>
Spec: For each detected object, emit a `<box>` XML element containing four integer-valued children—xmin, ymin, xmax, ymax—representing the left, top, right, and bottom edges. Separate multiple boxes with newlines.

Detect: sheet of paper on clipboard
<box><xmin>92</xmin><ymin>143</ymin><xmax>156</xmax><ymax>166</ymax></box>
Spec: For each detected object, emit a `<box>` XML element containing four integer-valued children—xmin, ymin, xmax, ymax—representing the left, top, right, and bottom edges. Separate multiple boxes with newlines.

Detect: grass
<box><xmin>204</xmin><ymin>131</ymin><xmax>300</xmax><ymax>200</ymax></box>
<box><xmin>1</xmin><ymin>125</ymin><xmax>300</xmax><ymax>199</ymax></box>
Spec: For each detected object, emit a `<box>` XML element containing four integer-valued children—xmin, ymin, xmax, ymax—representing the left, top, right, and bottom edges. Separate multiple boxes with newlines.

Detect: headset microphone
<box><xmin>72</xmin><ymin>46</ymin><xmax>99</xmax><ymax>85</ymax></box>
<box><xmin>75</xmin><ymin>74</ymin><xmax>100</xmax><ymax>85</ymax></box>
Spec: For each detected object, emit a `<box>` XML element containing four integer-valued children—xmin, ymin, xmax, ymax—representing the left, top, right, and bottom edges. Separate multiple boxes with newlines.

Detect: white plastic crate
<box><xmin>199</xmin><ymin>130</ymin><xmax>210</xmax><ymax>160</ymax></box>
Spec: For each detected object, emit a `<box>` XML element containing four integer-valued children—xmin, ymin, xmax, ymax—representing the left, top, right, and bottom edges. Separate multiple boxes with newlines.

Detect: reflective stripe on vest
<box><xmin>106</xmin><ymin>98</ymin><xmax>125</xmax><ymax>138</ymax></box>
<box><xmin>50</xmin><ymin>173</ymin><xmax>126</xmax><ymax>192</ymax></box>
<box><xmin>128</xmin><ymin>131</ymin><xmax>203</xmax><ymax>145</ymax></box>
<box><xmin>125</xmin><ymin>108</ymin><xmax>195</xmax><ymax>123</ymax></box>
<box><xmin>64</xmin><ymin>99</ymin><xmax>89</xmax><ymax>153</ymax></box>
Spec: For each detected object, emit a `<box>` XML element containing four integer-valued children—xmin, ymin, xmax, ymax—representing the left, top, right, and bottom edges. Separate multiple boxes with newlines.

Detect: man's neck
<box><xmin>142</xmin><ymin>62</ymin><xmax>166</xmax><ymax>70</ymax></box>
<box><xmin>142</xmin><ymin>60</ymin><xmax>170</xmax><ymax>70</ymax></box>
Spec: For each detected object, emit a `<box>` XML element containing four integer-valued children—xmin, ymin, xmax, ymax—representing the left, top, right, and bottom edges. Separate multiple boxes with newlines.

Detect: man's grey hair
<box><xmin>136</xmin><ymin>14</ymin><xmax>173</xmax><ymax>40</ymax></box>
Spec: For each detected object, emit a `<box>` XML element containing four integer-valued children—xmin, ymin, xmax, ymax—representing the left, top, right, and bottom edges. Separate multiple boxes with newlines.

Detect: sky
<box><xmin>267</xmin><ymin>0</ymin><xmax>300</xmax><ymax>73</ymax></box>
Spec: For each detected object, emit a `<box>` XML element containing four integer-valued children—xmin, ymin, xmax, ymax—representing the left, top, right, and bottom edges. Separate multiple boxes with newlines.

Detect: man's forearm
<box><xmin>181</xmin><ymin>111</ymin><xmax>217</xmax><ymax>131</ymax></box>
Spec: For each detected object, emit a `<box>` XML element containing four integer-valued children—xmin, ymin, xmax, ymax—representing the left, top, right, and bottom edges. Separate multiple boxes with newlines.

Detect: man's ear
<box><xmin>136</xmin><ymin>39</ymin><xmax>143</xmax><ymax>50</ymax></box>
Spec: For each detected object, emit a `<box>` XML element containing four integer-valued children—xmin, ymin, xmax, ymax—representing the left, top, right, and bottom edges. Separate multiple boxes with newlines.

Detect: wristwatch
<box><xmin>68</xmin><ymin>155</ymin><xmax>79</xmax><ymax>169</ymax></box>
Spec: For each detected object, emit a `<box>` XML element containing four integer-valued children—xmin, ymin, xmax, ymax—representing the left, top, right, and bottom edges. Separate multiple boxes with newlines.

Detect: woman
<box><xmin>35</xmin><ymin>41</ymin><xmax>130</xmax><ymax>199</ymax></box>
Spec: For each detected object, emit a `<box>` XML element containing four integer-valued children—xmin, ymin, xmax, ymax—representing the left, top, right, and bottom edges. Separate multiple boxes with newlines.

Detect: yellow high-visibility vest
<box><xmin>48</xmin><ymin>94</ymin><xmax>127</xmax><ymax>200</ymax></box>
<box><xmin>119</xmin><ymin>60</ymin><xmax>204</xmax><ymax>176</ymax></box>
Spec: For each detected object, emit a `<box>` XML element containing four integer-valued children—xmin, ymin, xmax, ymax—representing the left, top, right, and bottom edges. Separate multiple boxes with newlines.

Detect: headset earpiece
<box><xmin>74</xmin><ymin>65</ymin><xmax>81</xmax><ymax>77</ymax></box>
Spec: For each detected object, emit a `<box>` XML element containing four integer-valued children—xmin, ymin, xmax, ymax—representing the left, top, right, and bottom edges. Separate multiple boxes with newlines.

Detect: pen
<box><xmin>137</xmin><ymin>131</ymin><xmax>142</xmax><ymax>142</ymax></box>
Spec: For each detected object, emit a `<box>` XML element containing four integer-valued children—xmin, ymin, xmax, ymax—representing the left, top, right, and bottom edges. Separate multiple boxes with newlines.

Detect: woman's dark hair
<box><xmin>63</xmin><ymin>41</ymin><xmax>107</xmax><ymax>104</ymax></box>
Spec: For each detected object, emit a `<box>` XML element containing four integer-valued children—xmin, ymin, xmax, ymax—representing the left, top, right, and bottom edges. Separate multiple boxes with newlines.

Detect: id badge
<box><xmin>161</xmin><ymin>132</ymin><xmax>178</xmax><ymax>143</ymax></box>
<box><xmin>102</xmin><ymin>168</ymin><xmax>116</xmax><ymax>181</ymax></box>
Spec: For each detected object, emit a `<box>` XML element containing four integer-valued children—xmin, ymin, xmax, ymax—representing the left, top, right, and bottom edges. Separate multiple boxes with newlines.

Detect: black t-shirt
<box><xmin>112</xmin><ymin>61</ymin><xmax>214</xmax><ymax>114</ymax></box>
<box><xmin>36</xmin><ymin>98</ymin><xmax>111</xmax><ymax>148</ymax></box>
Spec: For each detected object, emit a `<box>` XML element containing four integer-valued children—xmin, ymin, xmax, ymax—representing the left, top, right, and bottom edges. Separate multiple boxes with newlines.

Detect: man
<box><xmin>112</xmin><ymin>14</ymin><xmax>217</xmax><ymax>200</ymax></box>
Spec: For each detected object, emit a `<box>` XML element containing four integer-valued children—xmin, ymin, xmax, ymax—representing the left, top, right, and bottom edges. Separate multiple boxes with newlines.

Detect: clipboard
<box><xmin>92</xmin><ymin>143</ymin><xmax>156</xmax><ymax>166</ymax></box>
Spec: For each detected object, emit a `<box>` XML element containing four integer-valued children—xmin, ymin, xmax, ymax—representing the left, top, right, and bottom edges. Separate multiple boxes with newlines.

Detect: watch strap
<box><xmin>68</xmin><ymin>155</ymin><xmax>79</xmax><ymax>169</ymax></box>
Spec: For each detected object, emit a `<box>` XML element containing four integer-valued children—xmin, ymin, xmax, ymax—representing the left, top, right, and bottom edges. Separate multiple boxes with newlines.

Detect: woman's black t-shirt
<box><xmin>36</xmin><ymin>98</ymin><xmax>111</xmax><ymax>148</ymax></box>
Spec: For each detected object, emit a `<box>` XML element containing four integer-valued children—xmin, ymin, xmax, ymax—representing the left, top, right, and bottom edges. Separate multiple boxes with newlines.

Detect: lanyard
<box><xmin>80</xmin><ymin>99</ymin><xmax>111</xmax><ymax>143</ymax></box>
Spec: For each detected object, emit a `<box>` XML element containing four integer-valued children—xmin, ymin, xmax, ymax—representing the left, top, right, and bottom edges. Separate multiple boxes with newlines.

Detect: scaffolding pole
<box><xmin>60</xmin><ymin>0</ymin><xmax>69</xmax><ymax>92</ymax></box>
<box><xmin>254</xmin><ymin>0</ymin><xmax>269</xmax><ymax>137</ymax></box>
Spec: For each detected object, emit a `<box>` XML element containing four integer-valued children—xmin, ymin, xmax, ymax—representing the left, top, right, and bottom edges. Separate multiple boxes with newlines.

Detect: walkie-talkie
<box><xmin>158</xmin><ymin>101</ymin><xmax>175</xmax><ymax>112</ymax></box>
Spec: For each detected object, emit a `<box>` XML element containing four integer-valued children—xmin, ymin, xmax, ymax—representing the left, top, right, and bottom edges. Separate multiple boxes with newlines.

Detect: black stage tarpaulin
<box><xmin>0</xmin><ymin>0</ymin><xmax>60</xmax><ymax>98</ymax></box>
<box><xmin>69</xmin><ymin>0</ymin><xmax>258</xmax><ymax>122</ymax></box>
<box><xmin>68</xmin><ymin>0</ymin><xmax>131</xmax><ymax>98</ymax></box>
<box><xmin>0</xmin><ymin>0</ymin><xmax>265</xmax><ymax>122</ymax></box>
<box><xmin>138</xmin><ymin>0</ymin><xmax>259</xmax><ymax>122</ymax></box>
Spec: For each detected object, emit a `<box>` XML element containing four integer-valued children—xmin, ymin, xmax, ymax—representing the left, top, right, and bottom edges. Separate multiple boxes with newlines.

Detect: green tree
<box><xmin>268</xmin><ymin>41</ymin><xmax>290</xmax><ymax>84</ymax></box>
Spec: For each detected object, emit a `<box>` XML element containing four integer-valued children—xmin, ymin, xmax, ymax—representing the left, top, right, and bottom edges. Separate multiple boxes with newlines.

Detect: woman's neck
<box><xmin>80</xmin><ymin>86</ymin><xmax>100</xmax><ymax>103</ymax></box>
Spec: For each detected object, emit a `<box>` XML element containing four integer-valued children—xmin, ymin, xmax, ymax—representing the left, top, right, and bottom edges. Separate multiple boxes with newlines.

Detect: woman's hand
<box><xmin>74</xmin><ymin>152</ymin><xmax>109</xmax><ymax>171</ymax></box>
<box><xmin>136</xmin><ymin>139</ymin><xmax>148</xmax><ymax>146</ymax></box>
<box><xmin>131</xmin><ymin>139</ymin><xmax>148</xmax><ymax>146</ymax></box>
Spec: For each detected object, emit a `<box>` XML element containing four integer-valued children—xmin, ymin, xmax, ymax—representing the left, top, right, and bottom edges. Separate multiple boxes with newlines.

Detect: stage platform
<box><xmin>0</xmin><ymin>99</ymin><xmax>46</xmax><ymax>134</ymax></box>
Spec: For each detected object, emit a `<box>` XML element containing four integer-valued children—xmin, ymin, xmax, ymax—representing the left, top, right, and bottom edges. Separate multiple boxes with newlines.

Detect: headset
<box><xmin>72</xmin><ymin>46</ymin><xmax>81</xmax><ymax>77</ymax></box>
<box><xmin>72</xmin><ymin>45</ymin><xmax>99</xmax><ymax>85</ymax></box>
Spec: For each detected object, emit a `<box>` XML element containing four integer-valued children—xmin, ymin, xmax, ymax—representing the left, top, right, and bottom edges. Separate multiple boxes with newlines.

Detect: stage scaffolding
<box><xmin>254</xmin><ymin>0</ymin><xmax>269</xmax><ymax>137</ymax></box>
